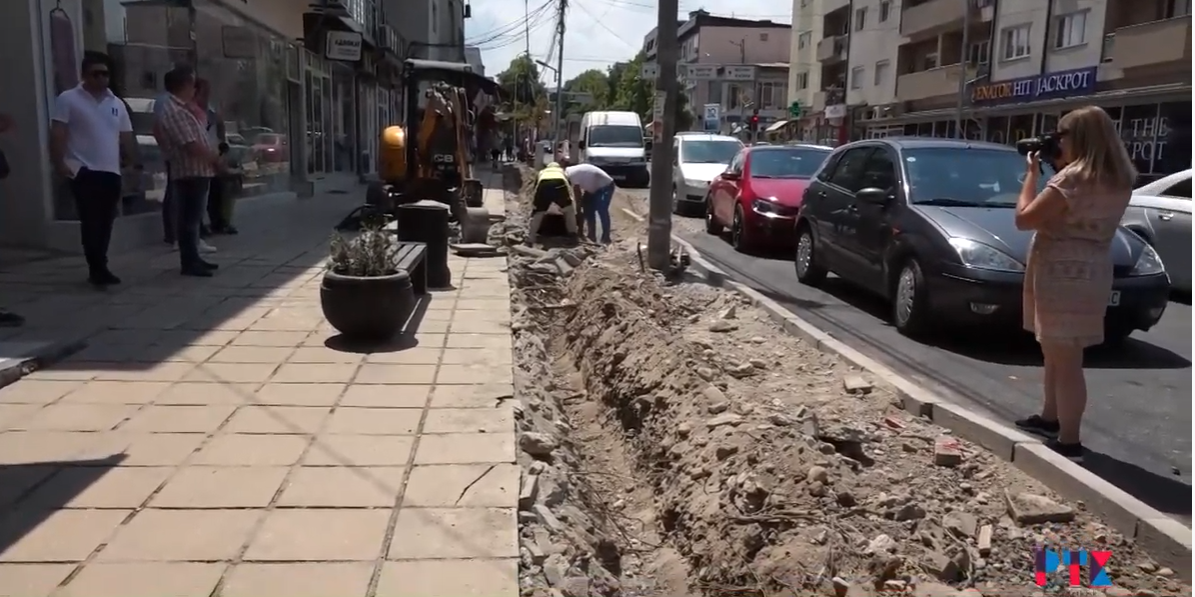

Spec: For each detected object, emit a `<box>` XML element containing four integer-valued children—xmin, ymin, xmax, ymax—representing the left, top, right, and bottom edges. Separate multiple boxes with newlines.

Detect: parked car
<box><xmin>671</xmin><ymin>133</ymin><xmax>744</xmax><ymax>216</ymax></box>
<box><xmin>792</xmin><ymin>138</ymin><xmax>1170</xmax><ymax>343</ymax></box>
<box><xmin>252</xmin><ymin>133</ymin><xmax>289</xmax><ymax>163</ymax></box>
<box><xmin>704</xmin><ymin>144</ymin><xmax>833</xmax><ymax>250</ymax></box>
<box><xmin>1122</xmin><ymin>168</ymin><xmax>1191</xmax><ymax>293</ymax></box>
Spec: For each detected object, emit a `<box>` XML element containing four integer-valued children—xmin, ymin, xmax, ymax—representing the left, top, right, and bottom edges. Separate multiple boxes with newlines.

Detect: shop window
<box><xmin>986</xmin><ymin>116</ymin><xmax>1009</xmax><ymax>145</ymax></box>
<box><xmin>1121</xmin><ymin>103</ymin><xmax>1161</xmax><ymax>176</ymax></box>
<box><xmin>193</xmin><ymin>0</ymin><xmax>292</xmax><ymax>198</ymax></box>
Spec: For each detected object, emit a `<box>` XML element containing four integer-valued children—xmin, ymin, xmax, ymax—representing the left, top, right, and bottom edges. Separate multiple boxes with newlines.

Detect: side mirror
<box><xmin>645</xmin><ymin>139</ymin><xmax>653</xmax><ymax>152</ymax></box>
<box><xmin>577</xmin><ymin>140</ymin><xmax>586</xmax><ymax>150</ymax></box>
<box><xmin>722</xmin><ymin>171</ymin><xmax>740</xmax><ymax>181</ymax></box>
<box><xmin>855</xmin><ymin>187</ymin><xmax>890</xmax><ymax>204</ymax></box>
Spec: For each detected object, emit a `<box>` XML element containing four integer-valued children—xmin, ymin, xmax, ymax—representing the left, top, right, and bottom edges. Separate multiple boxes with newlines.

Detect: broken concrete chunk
<box><xmin>533</xmin><ymin>504</ymin><xmax>565</xmax><ymax>533</ymax></box>
<box><xmin>843</xmin><ymin>375</ymin><xmax>873</xmax><ymax>394</ymax></box>
<box><xmin>719</xmin><ymin>304</ymin><xmax>737</xmax><ymax>319</ymax></box>
<box><xmin>943</xmin><ymin>511</ymin><xmax>979</xmax><ymax>539</ymax></box>
<box><xmin>706</xmin><ymin>413</ymin><xmax>744</xmax><ymax>429</ymax></box>
<box><xmin>933</xmin><ymin>435</ymin><xmax>964</xmax><ymax>467</ymax></box>
<box><xmin>542</xmin><ymin>553</ymin><xmax>570</xmax><ymax>586</ymax></box>
<box><xmin>1005</xmin><ymin>490</ymin><xmax>1075</xmax><ymax>525</ymax></box>
<box><xmin>913</xmin><ymin>580</ymin><xmax>963</xmax><ymax>597</ymax></box>
<box><xmin>865</xmin><ymin>533</ymin><xmax>897</xmax><ymax>555</ymax></box>
<box><xmin>518</xmin><ymin>473</ymin><xmax>539</xmax><ymax>510</ymax></box>
<box><xmin>707</xmin><ymin>401</ymin><xmax>730</xmax><ymax>414</ymax></box>
<box><xmin>924</xmin><ymin>551</ymin><xmax>963</xmax><ymax>582</ymax></box>
<box><xmin>519</xmin><ymin>432</ymin><xmax>558</xmax><ymax>457</ymax></box>
<box><xmin>977</xmin><ymin>524</ymin><xmax>993</xmax><ymax>556</ymax></box>
<box><xmin>709</xmin><ymin>320</ymin><xmax>738</xmax><ymax>333</ymax></box>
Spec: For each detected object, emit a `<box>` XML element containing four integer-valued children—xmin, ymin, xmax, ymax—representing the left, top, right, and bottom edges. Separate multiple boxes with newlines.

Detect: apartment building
<box><xmin>643</xmin><ymin>10</ymin><xmax>792</xmax><ymax>132</ymax></box>
<box><xmin>0</xmin><ymin>0</ymin><xmax>418</xmax><ymax>252</ymax></box>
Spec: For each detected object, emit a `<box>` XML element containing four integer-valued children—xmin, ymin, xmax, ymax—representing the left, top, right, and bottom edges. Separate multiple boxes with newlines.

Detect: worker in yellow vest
<box><xmin>528</xmin><ymin>162</ymin><xmax>579</xmax><ymax>245</ymax></box>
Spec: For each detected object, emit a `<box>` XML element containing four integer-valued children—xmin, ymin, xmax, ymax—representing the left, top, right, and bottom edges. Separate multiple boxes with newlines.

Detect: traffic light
<box><xmin>748</xmin><ymin>109</ymin><xmax>760</xmax><ymax>132</ymax></box>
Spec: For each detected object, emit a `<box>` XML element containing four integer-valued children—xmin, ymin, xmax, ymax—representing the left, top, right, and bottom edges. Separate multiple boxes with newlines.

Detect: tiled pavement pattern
<box><xmin>0</xmin><ymin>189</ymin><xmax>519</xmax><ymax>596</ymax></box>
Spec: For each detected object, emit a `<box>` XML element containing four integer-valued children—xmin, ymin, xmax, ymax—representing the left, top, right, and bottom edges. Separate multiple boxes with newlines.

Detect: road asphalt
<box><xmin>623</xmin><ymin>188</ymin><xmax>1192</xmax><ymax>524</ymax></box>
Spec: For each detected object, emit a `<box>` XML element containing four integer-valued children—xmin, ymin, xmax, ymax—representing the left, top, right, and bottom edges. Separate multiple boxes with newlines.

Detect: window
<box><xmin>850</xmin><ymin>66</ymin><xmax>865</xmax><ymax>89</ymax></box>
<box><xmin>922</xmin><ymin>52</ymin><xmax>939</xmax><ymax>70</ymax></box>
<box><xmin>750</xmin><ymin>148</ymin><xmax>832</xmax><ymax>178</ymax></box>
<box><xmin>1163</xmin><ymin>178</ymin><xmax>1192</xmax><ymax>198</ymax></box>
<box><xmin>968</xmin><ymin>40</ymin><xmax>990</xmax><ymax>64</ymax></box>
<box><xmin>798</xmin><ymin>31</ymin><xmax>812</xmax><ymax>49</ymax></box>
<box><xmin>708</xmin><ymin>80</ymin><xmax>723</xmax><ymax>104</ymax></box>
<box><xmin>760</xmin><ymin>32</ymin><xmax>770</xmax><ymax>41</ymax></box>
<box><xmin>880</xmin><ymin>1</ymin><xmax>891</xmax><ymax>22</ymax></box>
<box><xmin>1001</xmin><ymin>24</ymin><xmax>1031</xmax><ymax>60</ymax></box>
<box><xmin>874</xmin><ymin>60</ymin><xmax>890</xmax><ymax>86</ymax></box>
<box><xmin>729</xmin><ymin>150</ymin><xmax>747</xmax><ymax>174</ymax></box>
<box><xmin>828</xmin><ymin>148</ymin><xmax>874</xmax><ymax>192</ymax></box>
<box><xmin>797</xmin><ymin>72</ymin><xmax>809</xmax><ymax>89</ymax></box>
<box><xmin>760</xmin><ymin>82</ymin><xmax>775</xmax><ymax>108</ymax></box>
<box><xmin>681</xmin><ymin>140</ymin><xmax>743</xmax><ymax>165</ymax></box>
<box><xmin>1053</xmin><ymin>11</ymin><xmax>1087</xmax><ymax>49</ymax></box>
<box><xmin>727</xmin><ymin>84</ymin><xmax>743</xmax><ymax>109</ymax></box>
<box><xmin>854</xmin><ymin>7</ymin><xmax>867</xmax><ymax>31</ymax></box>
<box><xmin>904</xmin><ymin>148</ymin><xmax>1047</xmax><ymax>206</ymax></box>
<box><xmin>860</xmin><ymin>150</ymin><xmax>897</xmax><ymax>191</ymax></box>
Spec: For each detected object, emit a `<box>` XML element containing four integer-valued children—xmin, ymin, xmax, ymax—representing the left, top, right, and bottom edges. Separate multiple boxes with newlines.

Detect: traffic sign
<box><xmin>641</xmin><ymin>63</ymin><xmax>659</xmax><ymax>79</ymax></box>
<box><xmin>703</xmin><ymin>103</ymin><xmax>720</xmax><ymax>132</ymax></box>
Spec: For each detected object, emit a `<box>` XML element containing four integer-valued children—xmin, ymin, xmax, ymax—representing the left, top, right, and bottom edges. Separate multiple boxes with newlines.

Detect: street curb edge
<box><xmin>0</xmin><ymin>337</ymin><xmax>89</xmax><ymax>391</ymax></box>
<box><xmin>665</xmin><ymin>232</ymin><xmax>1192</xmax><ymax>579</ymax></box>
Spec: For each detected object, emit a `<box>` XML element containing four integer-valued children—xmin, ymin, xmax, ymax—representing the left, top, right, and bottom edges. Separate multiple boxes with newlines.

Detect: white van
<box><xmin>577</xmin><ymin>111</ymin><xmax>650</xmax><ymax>187</ymax></box>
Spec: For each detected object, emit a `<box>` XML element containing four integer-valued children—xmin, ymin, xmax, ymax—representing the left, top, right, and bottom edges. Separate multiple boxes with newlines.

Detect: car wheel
<box><xmin>731</xmin><ymin>204</ymin><xmax>750</xmax><ymax>252</ymax></box>
<box><xmin>705</xmin><ymin>197</ymin><xmax>723</xmax><ymax>235</ymax></box>
<box><xmin>794</xmin><ymin>224</ymin><xmax>828</xmax><ymax>285</ymax></box>
<box><xmin>892</xmin><ymin>258</ymin><xmax>932</xmax><ymax>337</ymax></box>
<box><xmin>671</xmin><ymin>185</ymin><xmax>681</xmax><ymax>215</ymax></box>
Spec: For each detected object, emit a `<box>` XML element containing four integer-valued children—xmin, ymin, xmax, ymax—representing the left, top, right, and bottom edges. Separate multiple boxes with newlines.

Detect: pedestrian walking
<box><xmin>50</xmin><ymin>52</ymin><xmax>138</xmax><ymax>287</ymax></box>
<box><xmin>1013</xmin><ymin>105</ymin><xmax>1138</xmax><ymax>462</ymax></box>
<box><xmin>154</xmin><ymin>65</ymin><xmax>222</xmax><ymax>277</ymax></box>
<box><xmin>564</xmin><ymin>162</ymin><xmax>615</xmax><ymax>244</ymax></box>
<box><xmin>0</xmin><ymin>111</ymin><xmax>23</xmax><ymax>326</ymax></box>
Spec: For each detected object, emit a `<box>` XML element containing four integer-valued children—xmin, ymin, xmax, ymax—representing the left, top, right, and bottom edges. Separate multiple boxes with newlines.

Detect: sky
<box><xmin>465</xmin><ymin>0</ymin><xmax>792</xmax><ymax>84</ymax></box>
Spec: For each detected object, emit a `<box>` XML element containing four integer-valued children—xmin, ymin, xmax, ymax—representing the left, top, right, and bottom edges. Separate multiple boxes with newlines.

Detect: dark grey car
<box><xmin>792</xmin><ymin>138</ymin><xmax>1170</xmax><ymax>343</ymax></box>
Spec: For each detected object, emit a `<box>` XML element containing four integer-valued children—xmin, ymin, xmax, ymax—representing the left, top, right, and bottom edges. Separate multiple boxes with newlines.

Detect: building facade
<box><xmin>791</xmin><ymin>0</ymin><xmax>1191</xmax><ymax>184</ymax></box>
<box><xmin>644</xmin><ymin>10</ymin><xmax>792</xmax><ymax>132</ymax></box>
<box><xmin>0</xmin><ymin>0</ymin><xmax>459</xmax><ymax>253</ymax></box>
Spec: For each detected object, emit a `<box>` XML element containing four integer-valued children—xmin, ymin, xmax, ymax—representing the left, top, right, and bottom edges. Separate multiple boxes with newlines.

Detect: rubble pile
<box><xmin>501</xmin><ymin>164</ymin><xmax>1188</xmax><ymax>597</ymax></box>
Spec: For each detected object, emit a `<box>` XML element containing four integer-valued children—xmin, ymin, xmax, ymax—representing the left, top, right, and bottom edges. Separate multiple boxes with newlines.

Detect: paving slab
<box><xmin>0</xmin><ymin>189</ymin><xmax>520</xmax><ymax>594</ymax></box>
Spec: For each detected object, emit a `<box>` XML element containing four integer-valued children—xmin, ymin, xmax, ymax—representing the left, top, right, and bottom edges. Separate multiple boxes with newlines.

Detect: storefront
<box><xmin>862</xmin><ymin>66</ymin><xmax>1191</xmax><ymax>185</ymax></box>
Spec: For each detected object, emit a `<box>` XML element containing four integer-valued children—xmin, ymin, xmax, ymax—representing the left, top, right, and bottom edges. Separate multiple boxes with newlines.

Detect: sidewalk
<box><xmin>0</xmin><ymin>188</ymin><xmax>519</xmax><ymax>596</ymax></box>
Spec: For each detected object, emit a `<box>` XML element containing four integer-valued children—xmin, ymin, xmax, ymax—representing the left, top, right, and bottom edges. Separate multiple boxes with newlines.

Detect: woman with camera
<box><xmin>1012</xmin><ymin>106</ymin><xmax>1137</xmax><ymax>462</ymax></box>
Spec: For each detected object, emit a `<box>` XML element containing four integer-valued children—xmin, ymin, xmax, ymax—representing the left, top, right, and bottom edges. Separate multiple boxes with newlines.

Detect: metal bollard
<box><xmin>395</xmin><ymin>200</ymin><xmax>452</xmax><ymax>290</ymax></box>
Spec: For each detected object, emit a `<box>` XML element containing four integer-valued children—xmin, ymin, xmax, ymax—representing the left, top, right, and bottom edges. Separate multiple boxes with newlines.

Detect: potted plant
<box><xmin>320</xmin><ymin>219</ymin><xmax>413</xmax><ymax>341</ymax></box>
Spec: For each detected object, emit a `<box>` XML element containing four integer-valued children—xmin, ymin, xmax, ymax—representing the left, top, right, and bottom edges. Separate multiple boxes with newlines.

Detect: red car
<box><xmin>705</xmin><ymin>144</ymin><xmax>833</xmax><ymax>251</ymax></box>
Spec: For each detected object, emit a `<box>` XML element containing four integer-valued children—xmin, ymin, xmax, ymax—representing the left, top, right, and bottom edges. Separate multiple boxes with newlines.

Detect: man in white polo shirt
<box><xmin>50</xmin><ymin>52</ymin><xmax>138</xmax><ymax>287</ymax></box>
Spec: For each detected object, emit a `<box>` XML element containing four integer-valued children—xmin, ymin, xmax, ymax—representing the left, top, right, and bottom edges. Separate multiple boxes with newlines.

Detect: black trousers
<box><xmin>162</xmin><ymin>161</ymin><xmax>176</xmax><ymax>243</ymax></box>
<box><xmin>70</xmin><ymin>168</ymin><xmax>122</xmax><ymax>275</ymax></box>
<box><xmin>206</xmin><ymin>176</ymin><xmax>227</xmax><ymax>230</ymax></box>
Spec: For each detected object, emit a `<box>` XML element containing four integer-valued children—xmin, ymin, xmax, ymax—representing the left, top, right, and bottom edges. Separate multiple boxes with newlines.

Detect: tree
<box><xmin>609</xmin><ymin>51</ymin><xmax>694</xmax><ymax>131</ymax></box>
<box><xmin>496</xmin><ymin>55</ymin><xmax>548</xmax><ymax>127</ymax></box>
<box><xmin>560</xmin><ymin>69</ymin><xmax>609</xmax><ymax>118</ymax></box>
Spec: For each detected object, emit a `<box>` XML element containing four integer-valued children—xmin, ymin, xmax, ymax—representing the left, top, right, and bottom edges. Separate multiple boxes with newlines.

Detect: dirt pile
<box><xmin>502</xmin><ymin>165</ymin><xmax>1187</xmax><ymax>597</ymax></box>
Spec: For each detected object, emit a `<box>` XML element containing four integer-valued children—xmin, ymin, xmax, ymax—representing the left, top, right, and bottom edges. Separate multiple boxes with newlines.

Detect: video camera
<box><xmin>1015</xmin><ymin>131</ymin><xmax>1062</xmax><ymax>161</ymax></box>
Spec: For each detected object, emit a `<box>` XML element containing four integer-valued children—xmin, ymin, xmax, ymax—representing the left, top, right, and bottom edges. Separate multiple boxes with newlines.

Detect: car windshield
<box><xmin>129</xmin><ymin>111</ymin><xmax>155</xmax><ymax>136</ymax></box>
<box><xmin>904</xmin><ymin>148</ymin><xmax>1049</xmax><ymax>207</ymax></box>
<box><xmin>750</xmin><ymin>148</ymin><xmax>830</xmax><ymax>178</ymax></box>
<box><xmin>588</xmin><ymin>125</ymin><xmax>644</xmax><ymax>148</ymax></box>
<box><xmin>680</xmin><ymin>140</ymin><xmax>742</xmax><ymax>164</ymax></box>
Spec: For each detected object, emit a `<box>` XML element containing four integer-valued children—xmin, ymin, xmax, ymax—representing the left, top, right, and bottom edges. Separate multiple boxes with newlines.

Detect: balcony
<box><xmin>900</xmin><ymin>0</ymin><xmax>993</xmax><ymax>39</ymax></box>
<box><xmin>896</xmin><ymin>63</ymin><xmax>975</xmax><ymax>102</ymax></box>
<box><xmin>812</xmin><ymin>88</ymin><xmax>846</xmax><ymax>111</ymax></box>
<box><xmin>1105</xmin><ymin>16</ymin><xmax>1191</xmax><ymax>70</ymax></box>
<box><xmin>817</xmin><ymin>35</ymin><xmax>847</xmax><ymax>63</ymax></box>
<box><xmin>823</xmin><ymin>0</ymin><xmax>850</xmax><ymax>13</ymax></box>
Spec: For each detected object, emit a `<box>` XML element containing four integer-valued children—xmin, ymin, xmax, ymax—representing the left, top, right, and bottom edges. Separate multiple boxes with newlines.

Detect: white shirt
<box><xmin>565</xmin><ymin>163</ymin><xmax>614</xmax><ymax>193</ymax></box>
<box><xmin>51</xmin><ymin>86</ymin><xmax>132</xmax><ymax>176</ymax></box>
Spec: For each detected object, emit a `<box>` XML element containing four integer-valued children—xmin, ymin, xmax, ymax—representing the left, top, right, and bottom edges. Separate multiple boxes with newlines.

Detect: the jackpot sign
<box><xmin>971</xmin><ymin>67</ymin><xmax>1097</xmax><ymax>105</ymax></box>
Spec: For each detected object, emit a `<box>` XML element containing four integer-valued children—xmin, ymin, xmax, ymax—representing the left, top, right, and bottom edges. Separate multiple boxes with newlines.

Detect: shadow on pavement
<box><xmin>0</xmin><ymin>455</ymin><xmax>127</xmax><ymax>556</ymax></box>
<box><xmin>1083</xmin><ymin>450</ymin><xmax>1193</xmax><ymax>523</ymax></box>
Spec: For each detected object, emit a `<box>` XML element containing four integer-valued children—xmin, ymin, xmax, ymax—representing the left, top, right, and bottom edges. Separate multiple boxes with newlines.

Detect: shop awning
<box><xmin>765</xmin><ymin>120</ymin><xmax>790</xmax><ymax>133</ymax></box>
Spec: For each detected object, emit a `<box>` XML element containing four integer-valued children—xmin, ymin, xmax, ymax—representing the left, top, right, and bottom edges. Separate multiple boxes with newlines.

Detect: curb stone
<box><xmin>0</xmin><ymin>337</ymin><xmax>88</xmax><ymax>390</ymax></box>
<box><xmin>654</xmin><ymin>228</ymin><xmax>1191</xmax><ymax>580</ymax></box>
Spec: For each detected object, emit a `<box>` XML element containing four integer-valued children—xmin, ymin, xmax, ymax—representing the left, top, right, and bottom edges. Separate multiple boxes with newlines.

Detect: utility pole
<box><xmin>955</xmin><ymin>0</ymin><xmax>970</xmax><ymax>139</ymax></box>
<box><xmin>646</xmin><ymin>0</ymin><xmax>679</xmax><ymax>271</ymax></box>
<box><xmin>553</xmin><ymin>0</ymin><xmax>567</xmax><ymax>144</ymax></box>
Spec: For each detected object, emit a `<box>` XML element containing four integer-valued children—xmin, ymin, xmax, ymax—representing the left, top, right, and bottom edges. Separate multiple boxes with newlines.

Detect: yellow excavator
<box><xmin>362</xmin><ymin>59</ymin><xmax>501</xmax><ymax>222</ymax></box>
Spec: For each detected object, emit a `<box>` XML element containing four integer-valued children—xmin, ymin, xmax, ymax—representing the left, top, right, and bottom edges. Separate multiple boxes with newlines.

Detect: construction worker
<box><xmin>527</xmin><ymin>161</ymin><xmax>579</xmax><ymax>245</ymax></box>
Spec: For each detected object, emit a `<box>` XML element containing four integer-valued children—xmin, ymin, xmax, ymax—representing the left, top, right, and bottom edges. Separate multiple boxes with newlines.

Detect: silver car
<box><xmin>1122</xmin><ymin>169</ymin><xmax>1191</xmax><ymax>293</ymax></box>
<box><xmin>670</xmin><ymin>133</ymin><xmax>744</xmax><ymax>216</ymax></box>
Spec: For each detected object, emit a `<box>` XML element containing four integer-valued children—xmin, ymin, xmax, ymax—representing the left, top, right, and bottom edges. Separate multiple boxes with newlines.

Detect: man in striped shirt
<box><xmin>154</xmin><ymin>65</ymin><xmax>223</xmax><ymax>277</ymax></box>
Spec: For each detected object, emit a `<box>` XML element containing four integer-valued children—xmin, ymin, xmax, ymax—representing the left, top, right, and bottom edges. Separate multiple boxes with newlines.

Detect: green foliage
<box><xmin>496</xmin><ymin>55</ymin><xmax>549</xmax><ymax>126</ymax></box>
<box><xmin>560</xmin><ymin>69</ymin><xmax>609</xmax><ymax>118</ymax></box>
<box><xmin>329</xmin><ymin>219</ymin><xmax>397</xmax><ymax>277</ymax></box>
<box><xmin>605</xmin><ymin>51</ymin><xmax>695</xmax><ymax>131</ymax></box>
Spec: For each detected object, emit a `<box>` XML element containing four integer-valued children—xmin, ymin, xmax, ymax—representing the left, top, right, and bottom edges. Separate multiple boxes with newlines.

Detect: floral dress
<box><xmin>1023</xmin><ymin>167</ymin><xmax>1132</xmax><ymax>347</ymax></box>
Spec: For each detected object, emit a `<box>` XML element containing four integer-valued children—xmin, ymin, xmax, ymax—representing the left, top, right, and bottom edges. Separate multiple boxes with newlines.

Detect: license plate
<box><xmin>1108</xmin><ymin>291</ymin><xmax>1121</xmax><ymax>307</ymax></box>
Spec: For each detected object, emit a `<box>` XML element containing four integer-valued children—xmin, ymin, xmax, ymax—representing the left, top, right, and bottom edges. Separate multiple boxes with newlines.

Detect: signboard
<box><xmin>723</xmin><ymin>65</ymin><xmax>756</xmax><ymax>81</ymax></box>
<box><xmin>788</xmin><ymin>101</ymin><xmax>802</xmax><ymax>118</ymax></box>
<box><xmin>684</xmin><ymin>64</ymin><xmax>718</xmax><ymax>80</ymax></box>
<box><xmin>970</xmin><ymin>66</ymin><xmax>1097</xmax><ymax>105</ymax></box>
<box><xmin>653</xmin><ymin>92</ymin><xmax>666</xmax><ymax>121</ymax></box>
<box><xmin>641</xmin><ymin>63</ymin><xmax>659</xmax><ymax>79</ymax></box>
<box><xmin>825</xmin><ymin>104</ymin><xmax>847</xmax><ymax>119</ymax></box>
<box><xmin>703</xmin><ymin>103</ymin><xmax>720</xmax><ymax>132</ymax></box>
<box><xmin>325</xmin><ymin>31</ymin><xmax>363</xmax><ymax>61</ymax></box>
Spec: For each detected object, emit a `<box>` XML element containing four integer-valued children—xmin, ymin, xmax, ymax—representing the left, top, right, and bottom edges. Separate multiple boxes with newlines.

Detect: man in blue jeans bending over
<box><xmin>564</xmin><ymin>162</ymin><xmax>616</xmax><ymax>244</ymax></box>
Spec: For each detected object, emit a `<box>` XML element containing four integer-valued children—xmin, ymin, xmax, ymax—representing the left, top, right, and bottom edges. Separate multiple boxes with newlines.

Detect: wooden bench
<box><xmin>393</xmin><ymin>242</ymin><xmax>428</xmax><ymax>295</ymax></box>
